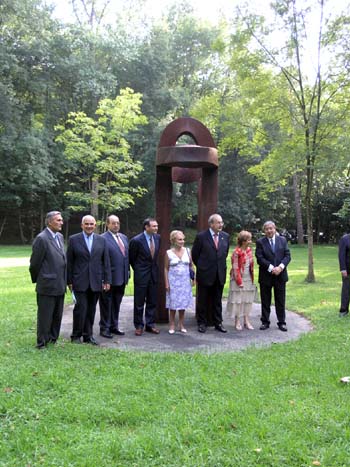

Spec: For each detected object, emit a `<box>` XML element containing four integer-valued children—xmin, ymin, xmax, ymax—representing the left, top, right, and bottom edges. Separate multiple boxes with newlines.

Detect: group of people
<box><xmin>30</xmin><ymin>210</ymin><xmax>294</xmax><ymax>349</ymax></box>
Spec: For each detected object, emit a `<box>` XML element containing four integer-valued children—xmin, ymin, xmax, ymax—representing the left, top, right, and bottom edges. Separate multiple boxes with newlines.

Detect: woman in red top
<box><xmin>226</xmin><ymin>230</ymin><xmax>255</xmax><ymax>330</ymax></box>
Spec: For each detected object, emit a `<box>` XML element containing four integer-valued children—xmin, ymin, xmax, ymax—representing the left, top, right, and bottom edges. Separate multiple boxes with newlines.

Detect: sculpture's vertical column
<box><xmin>155</xmin><ymin>166</ymin><xmax>172</xmax><ymax>322</ymax></box>
<box><xmin>197</xmin><ymin>168</ymin><xmax>218</xmax><ymax>231</ymax></box>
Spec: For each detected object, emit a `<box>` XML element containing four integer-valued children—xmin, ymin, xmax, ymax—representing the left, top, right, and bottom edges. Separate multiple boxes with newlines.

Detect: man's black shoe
<box><xmin>100</xmin><ymin>331</ymin><xmax>113</xmax><ymax>338</ymax></box>
<box><xmin>259</xmin><ymin>324</ymin><xmax>270</xmax><ymax>330</ymax></box>
<box><xmin>83</xmin><ymin>337</ymin><xmax>99</xmax><ymax>345</ymax></box>
<box><xmin>278</xmin><ymin>325</ymin><xmax>288</xmax><ymax>332</ymax></box>
<box><xmin>339</xmin><ymin>310</ymin><xmax>349</xmax><ymax>317</ymax></box>
<box><xmin>198</xmin><ymin>325</ymin><xmax>207</xmax><ymax>333</ymax></box>
<box><xmin>215</xmin><ymin>324</ymin><xmax>227</xmax><ymax>333</ymax></box>
<box><xmin>111</xmin><ymin>329</ymin><xmax>125</xmax><ymax>336</ymax></box>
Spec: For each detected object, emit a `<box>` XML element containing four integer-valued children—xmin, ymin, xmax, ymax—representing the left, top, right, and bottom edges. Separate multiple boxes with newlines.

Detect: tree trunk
<box><xmin>18</xmin><ymin>211</ymin><xmax>26</xmax><ymax>244</ymax></box>
<box><xmin>0</xmin><ymin>216</ymin><xmax>6</xmax><ymax>239</ymax></box>
<box><xmin>305</xmin><ymin>181</ymin><xmax>315</xmax><ymax>282</ymax></box>
<box><xmin>91</xmin><ymin>179</ymin><xmax>99</xmax><ymax>232</ymax></box>
<box><xmin>292</xmin><ymin>174</ymin><xmax>304</xmax><ymax>245</ymax></box>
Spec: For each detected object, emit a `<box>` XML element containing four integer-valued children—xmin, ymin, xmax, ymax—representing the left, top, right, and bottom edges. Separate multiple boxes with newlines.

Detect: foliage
<box><xmin>55</xmin><ymin>88</ymin><xmax>147</xmax><ymax>221</ymax></box>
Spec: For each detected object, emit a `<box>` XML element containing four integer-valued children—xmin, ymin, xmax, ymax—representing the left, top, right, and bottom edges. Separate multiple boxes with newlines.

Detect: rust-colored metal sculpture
<box><xmin>155</xmin><ymin>117</ymin><xmax>218</xmax><ymax>322</ymax></box>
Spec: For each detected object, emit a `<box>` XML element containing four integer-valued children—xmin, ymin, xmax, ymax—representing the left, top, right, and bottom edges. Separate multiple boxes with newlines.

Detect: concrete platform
<box><xmin>60</xmin><ymin>296</ymin><xmax>312</xmax><ymax>353</ymax></box>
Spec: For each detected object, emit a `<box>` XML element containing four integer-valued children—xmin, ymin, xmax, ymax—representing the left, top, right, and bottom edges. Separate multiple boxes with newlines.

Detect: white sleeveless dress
<box><xmin>166</xmin><ymin>249</ymin><xmax>193</xmax><ymax>311</ymax></box>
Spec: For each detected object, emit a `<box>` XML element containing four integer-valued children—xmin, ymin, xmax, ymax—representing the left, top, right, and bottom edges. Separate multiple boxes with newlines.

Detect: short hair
<box><xmin>169</xmin><ymin>230</ymin><xmax>184</xmax><ymax>245</ymax></box>
<box><xmin>106</xmin><ymin>215</ymin><xmax>119</xmax><ymax>225</ymax></box>
<box><xmin>237</xmin><ymin>230</ymin><xmax>252</xmax><ymax>246</ymax></box>
<box><xmin>45</xmin><ymin>211</ymin><xmax>61</xmax><ymax>226</ymax></box>
<box><xmin>81</xmin><ymin>215</ymin><xmax>96</xmax><ymax>224</ymax></box>
<box><xmin>208</xmin><ymin>213</ymin><xmax>222</xmax><ymax>225</ymax></box>
<box><xmin>143</xmin><ymin>217</ymin><xmax>157</xmax><ymax>229</ymax></box>
<box><xmin>263</xmin><ymin>220</ymin><xmax>276</xmax><ymax>230</ymax></box>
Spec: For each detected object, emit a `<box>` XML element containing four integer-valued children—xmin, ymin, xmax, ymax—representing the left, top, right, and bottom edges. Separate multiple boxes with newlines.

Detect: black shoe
<box><xmin>278</xmin><ymin>325</ymin><xmax>288</xmax><ymax>332</ymax></box>
<box><xmin>71</xmin><ymin>337</ymin><xmax>81</xmax><ymax>344</ymax></box>
<box><xmin>83</xmin><ymin>337</ymin><xmax>99</xmax><ymax>345</ymax></box>
<box><xmin>215</xmin><ymin>324</ymin><xmax>227</xmax><ymax>333</ymax></box>
<box><xmin>259</xmin><ymin>324</ymin><xmax>270</xmax><ymax>330</ymax></box>
<box><xmin>100</xmin><ymin>331</ymin><xmax>113</xmax><ymax>338</ymax></box>
<box><xmin>339</xmin><ymin>310</ymin><xmax>349</xmax><ymax>317</ymax></box>
<box><xmin>198</xmin><ymin>325</ymin><xmax>207</xmax><ymax>333</ymax></box>
<box><xmin>111</xmin><ymin>329</ymin><xmax>125</xmax><ymax>336</ymax></box>
<box><xmin>36</xmin><ymin>343</ymin><xmax>46</xmax><ymax>349</ymax></box>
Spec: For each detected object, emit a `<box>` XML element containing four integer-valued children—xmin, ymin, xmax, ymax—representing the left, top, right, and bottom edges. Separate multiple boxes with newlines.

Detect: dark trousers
<box><xmin>37</xmin><ymin>294</ymin><xmax>64</xmax><ymax>347</ymax></box>
<box><xmin>196</xmin><ymin>276</ymin><xmax>224</xmax><ymax>327</ymax></box>
<box><xmin>133</xmin><ymin>280</ymin><xmax>157</xmax><ymax>329</ymax></box>
<box><xmin>259</xmin><ymin>280</ymin><xmax>286</xmax><ymax>326</ymax></box>
<box><xmin>99</xmin><ymin>284</ymin><xmax>126</xmax><ymax>332</ymax></box>
<box><xmin>340</xmin><ymin>275</ymin><xmax>350</xmax><ymax>312</ymax></box>
<box><xmin>71</xmin><ymin>288</ymin><xmax>100</xmax><ymax>339</ymax></box>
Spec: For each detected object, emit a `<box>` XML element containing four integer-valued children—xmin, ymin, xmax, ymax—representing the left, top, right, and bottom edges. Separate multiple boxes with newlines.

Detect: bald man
<box><xmin>67</xmin><ymin>215</ymin><xmax>111</xmax><ymax>345</ymax></box>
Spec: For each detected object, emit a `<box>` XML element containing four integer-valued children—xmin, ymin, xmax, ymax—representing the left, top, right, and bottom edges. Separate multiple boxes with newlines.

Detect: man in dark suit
<box><xmin>67</xmin><ymin>215</ymin><xmax>111</xmax><ymax>345</ymax></box>
<box><xmin>338</xmin><ymin>233</ymin><xmax>350</xmax><ymax>317</ymax></box>
<box><xmin>191</xmin><ymin>213</ymin><xmax>230</xmax><ymax>333</ymax></box>
<box><xmin>99</xmin><ymin>215</ymin><xmax>129</xmax><ymax>338</ymax></box>
<box><xmin>29</xmin><ymin>211</ymin><xmax>66</xmax><ymax>349</ymax></box>
<box><xmin>255</xmin><ymin>220</ymin><xmax>291</xmax><ymax>331</ymax></box>
<box><xmin>129</xmin><ymin>218</ymin><xmax>161</xmax><ymax>336</ymax></box>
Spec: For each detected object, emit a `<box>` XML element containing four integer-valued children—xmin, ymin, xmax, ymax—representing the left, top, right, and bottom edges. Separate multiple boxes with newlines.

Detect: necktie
<box><xmin>116</xmin><ymin>234</ymin><xmax>125</xmax><ymax>256</ymax></box>
<box><xmin>149</xmin><ymin>235</ymin><xmax>155</xmax><ymax>258</ymax></box>
<box><xmin>54</xmin><ymin>234</ymin><xmax>61</xmax><ymax>249</ymax></box>
<box><xmin>270</xmin><ymin>238</ymin><xmax>275</xmax><ymax>253</ymax></box>
<box><xmin>213</xmin><ymin>233</ymin><xmax>219</xmax><ymax>249</ymax></box>
<box><xmin>86</xmin><ymin>235</ymin><xmax>92</xmax><ymax>253</ymax></box>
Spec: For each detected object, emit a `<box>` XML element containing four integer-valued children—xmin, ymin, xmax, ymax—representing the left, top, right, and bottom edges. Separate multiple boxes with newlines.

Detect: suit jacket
<box><xmin>67</xmin><ymin>232</ymin><xmax>111</xmax><ymax>292</ymax></box>
<box><xmin>129</xmin><ymin>232</ymin><xmax>161</xmax><ymax>286</ymax></box>
<box><xmin>339</xmin><ymin>233</ymin><xmax>350</xmax><ymax>273</ymax></box>
<box><xmin>255</xmin><ymin>235</ymin><xmax>291</xmax><ymax>285</ymax></box>
<box><xmin>102</xmin><ymin>230</ymin><xmax>129</xmax><ymax>286</ymax></box>
<box><xmin>29</xmin><ymin>228</ymin><xmax>67</xmax><ymax>296</ymax></box>
<box><xmin>191</xmin><ymin>229</ymin><xmax>230</xmax><ymax>286</ymax></box>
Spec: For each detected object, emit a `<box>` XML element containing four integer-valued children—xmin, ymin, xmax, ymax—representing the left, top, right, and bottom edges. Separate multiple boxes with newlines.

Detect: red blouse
<box><xmin>230</xmin><ymin>246</ymin><xmax>254</xmax><ymax>286</ymax></box>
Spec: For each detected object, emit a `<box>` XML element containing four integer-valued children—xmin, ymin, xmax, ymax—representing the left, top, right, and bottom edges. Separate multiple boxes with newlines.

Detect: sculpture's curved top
<box><xmin>158</xmin><ymin>117</ymin><xmax>216</xmax><ymax>148</ymax></box>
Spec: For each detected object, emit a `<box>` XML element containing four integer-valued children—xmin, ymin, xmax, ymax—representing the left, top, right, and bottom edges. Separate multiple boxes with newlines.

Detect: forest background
<box><xmin>1</xmin><ymin>0</ymin><xmax>350</xmax><ymax>280</ymax></box>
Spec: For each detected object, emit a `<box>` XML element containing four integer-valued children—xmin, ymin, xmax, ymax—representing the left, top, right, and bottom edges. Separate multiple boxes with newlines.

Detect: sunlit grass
<box><xmin>1</xmin><ymin>244</ymin><xmax>350</xmax><ymax>466</ymax></box>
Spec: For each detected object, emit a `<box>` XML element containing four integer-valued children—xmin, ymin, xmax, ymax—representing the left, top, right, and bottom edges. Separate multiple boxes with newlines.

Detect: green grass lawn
<box><xmin>1</xmin><ymin>245</ymin><xmax>349</xmax><ymax>466</ymax></box>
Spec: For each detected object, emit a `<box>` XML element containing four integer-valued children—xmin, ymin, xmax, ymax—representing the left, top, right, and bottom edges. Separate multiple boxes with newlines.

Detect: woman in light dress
<box><xmin>226</xmin><ymin>230</ymin><xmax>255</xmax><ymax>330</ymax></box>
<box><xmin>164</xmin><ymin>230</ymin><xmax>194</xmax><ymax>334</ymax></box>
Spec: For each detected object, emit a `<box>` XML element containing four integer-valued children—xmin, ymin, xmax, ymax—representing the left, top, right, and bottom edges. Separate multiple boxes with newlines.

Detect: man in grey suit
<box><xmin>67</xmin><ymin>215</ymin><xmax>111</xmax><ymax>345</ymax></box>
<box><xmin>255</xmin><ymin>220</ymin><xmax>291</xmax><ymax>331</ymax></box>
<box><xmin>29</xmin><ymin>211</ymin><xmax>66</xmax><ymax>349</ymax></box>
<box><xmin>99</xmin><ymin>215</ymin><xmax>129</xmax><ymax>338</ymax></box>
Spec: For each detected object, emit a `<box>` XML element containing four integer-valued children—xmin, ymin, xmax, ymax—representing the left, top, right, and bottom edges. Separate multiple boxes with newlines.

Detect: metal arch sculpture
<box><xmin>155</xmin><ymin>117</ymin><xmax>218</xmax><ymax>322</ymax></box>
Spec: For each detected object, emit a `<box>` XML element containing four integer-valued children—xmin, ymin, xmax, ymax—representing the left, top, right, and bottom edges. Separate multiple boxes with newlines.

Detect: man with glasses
<box><xmin>192</xmin><ymin>213</ymin><xmax>230</xmax><ymax>333</ymax></box>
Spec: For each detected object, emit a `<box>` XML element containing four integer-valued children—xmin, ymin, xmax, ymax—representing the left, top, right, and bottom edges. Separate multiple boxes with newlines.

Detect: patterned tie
<box><xmin>270</xmin><ymin>238</ymin><xmax>275</xmax><ymax>253</ymax></box>
<box><xmin>116</xmin><ymin>234</ymin><xmax>125</xmax><ymax>256</ymax></box>
<box><xmin>213</xmin><ymin>233</ymin><xmax>219</xmax><ymax>249</ymax></box>
<box><xmin>149</xmin><ymin>235</ymin><xmax>155</xmax><ymax>258</ymax></box>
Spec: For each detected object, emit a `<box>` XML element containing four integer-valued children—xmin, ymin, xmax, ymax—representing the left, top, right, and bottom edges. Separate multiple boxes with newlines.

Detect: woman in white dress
<box><xmin>164</xmin><ymin>230</ymin><xmax>194</xmax><ymax>334</ymax></box>
<box><xmin>226</xmin><ymin>230</ymin><xmax>255</xmax><ymax>330</ymax></box>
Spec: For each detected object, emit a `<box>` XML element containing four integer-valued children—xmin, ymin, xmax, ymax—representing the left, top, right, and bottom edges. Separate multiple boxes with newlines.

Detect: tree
<box><xmin>55</xmin><ymin>88</ymin><xmax>147</xmax><ymax>224</ymax></box>
<box><xmin>233</xmin><ymin>0</ymin><xmax>350</xmax><ymax>281</ymax></box>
